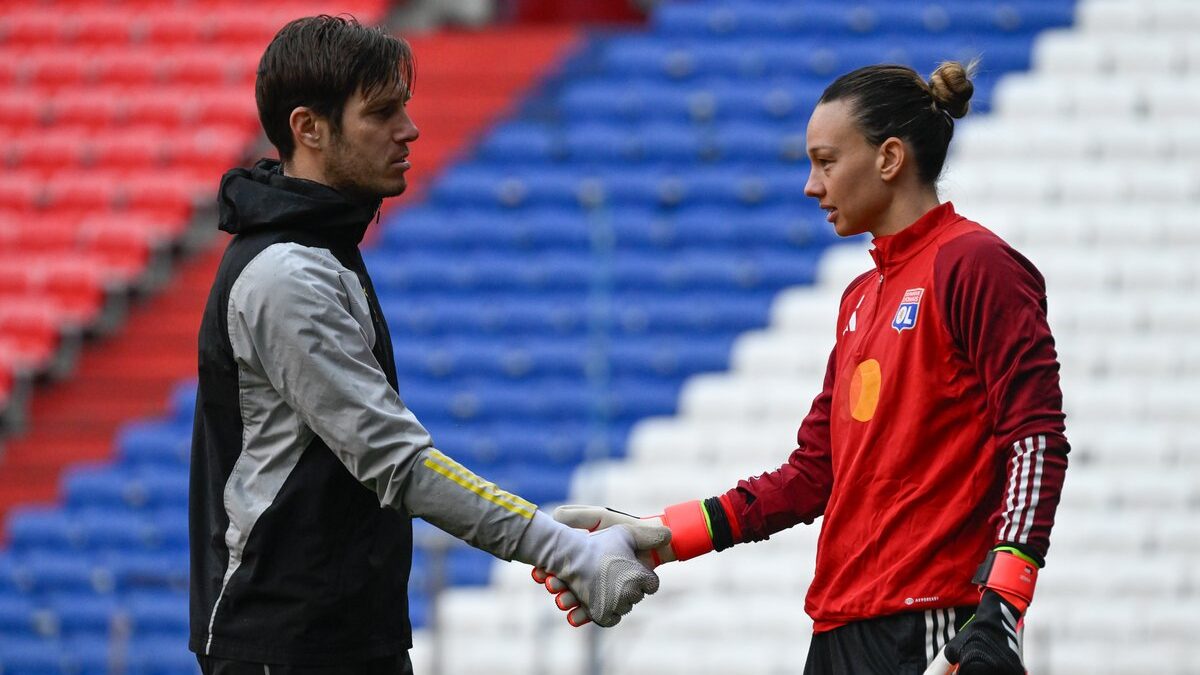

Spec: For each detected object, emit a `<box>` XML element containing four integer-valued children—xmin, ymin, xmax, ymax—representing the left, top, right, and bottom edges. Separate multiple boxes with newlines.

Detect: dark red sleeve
<box><xmin>717</xmin><ymin>345</ymin><xmax>836</xmax><ymax>543</ymax></box>
<box><xmin>935</xmin><ymin>232</ymin><xmax>1070</xmax><ymax>565</ymax></box>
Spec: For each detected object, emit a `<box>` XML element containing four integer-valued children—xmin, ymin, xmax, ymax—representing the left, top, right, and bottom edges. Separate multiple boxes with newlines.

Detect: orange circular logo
<box><xmin>849</xmin><ymin>359</ymin><xmax>881</xmax><ymax>422</ymax></box>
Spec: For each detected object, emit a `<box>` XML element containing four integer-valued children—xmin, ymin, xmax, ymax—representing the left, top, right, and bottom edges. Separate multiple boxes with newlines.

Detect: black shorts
<box><xmin>196</xmin><ymin>654</ymin><xmax>412</xmax><ymax>675</ymax></box>
<box><xmin>804</xmin><ymin>607</ymin><xmax>974</xmax><ymax>675</ymax></box>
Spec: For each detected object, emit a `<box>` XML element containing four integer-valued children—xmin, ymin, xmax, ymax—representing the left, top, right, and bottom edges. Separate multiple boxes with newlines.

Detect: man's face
<box><xmin>323</xmin><ymin>79</ymin><xmax>418</xmax><ymax>202</ymax></box>
<box><xmin>803</xmin><ymin>99</ymin><xmax>889</xmax><ymax>238</ymax></box>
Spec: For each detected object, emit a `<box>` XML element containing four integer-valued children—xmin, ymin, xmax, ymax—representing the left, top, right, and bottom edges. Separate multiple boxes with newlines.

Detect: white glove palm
<box><xmin>514</xmin><ymin>510</ymin><xmax>670</xmax><ymax>627</ymax></box>
<box><xmin>530</xmin><ymin>505</ymin><xmax>680</xmax><ymax>626</ymax></box>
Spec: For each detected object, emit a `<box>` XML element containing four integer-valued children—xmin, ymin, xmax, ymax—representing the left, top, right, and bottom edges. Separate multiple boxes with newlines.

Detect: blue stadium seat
<box><xmin>15</xmin><ymin>553</ymin><xmax>104</xmax><ymax>595</ymax></box>
<box><xmin>77</xmin><ymin>510</ymin><xmax>154</xmax><ymax>552</ymax></box>
<box><xmin>103</xmin><ymin>551</ymin><xmax>188</xmax><ymax>593</ymax></box>
<box><xmin>167</xmin><ymin>381</ymin><xmax>197</xmax><ymax>425</ymax></box>
<box><xmin>63</xmin><ymin>636</ymin><xmax>110</xmax><ymax>675</ymax></box>
<box><xmin>0</xmin><ymin>636</ymin><xmax>69</xmax><ymax>674</ymax></box>
<box><xmin>127</xmin><ymin>592</ymin><xmax>189</xmax><ymax>639</ymax></box>
<box><xmin>126</xmin><ymin>636</ymin><xmax>197</xmax><ymax>675</ymax></box>
<box><xmin>0</xmin><ymin>553</ymin><xmax>24</xmax><ymax>594</ymax></box>
<box><xmin>564</xmin><ymin>122</ymin><xmax>638</xmax><ymax>164</ymax></box>
<box><xmin>7</xmin><ymin>508</ymin><xmax>79</xmax><ymax>553</ymax></box>
<box><xmin>0</xmin><ymin>595</ymin><xmax>42</xmax><ymax>638</ymax></box>
<box><xmin>116</xmin><ymin>420</ymin><xmax>191</xmax><ymax>468</ymax></box>
<box><xmin>48</xmin><ymin>594</ymin><xmax>119</xmax><ymax>637</ymax></box>
<box><xmin>474</xmin><ymin>122</ymin><xmax>559</xmax><ymax>165</ymax></box>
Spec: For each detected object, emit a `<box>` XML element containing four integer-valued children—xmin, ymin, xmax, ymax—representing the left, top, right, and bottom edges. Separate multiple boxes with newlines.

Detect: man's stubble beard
<box><xmin>324</xmin><ymin>132</ymin><xmax>406</xmax><ymax>203</ymax></box>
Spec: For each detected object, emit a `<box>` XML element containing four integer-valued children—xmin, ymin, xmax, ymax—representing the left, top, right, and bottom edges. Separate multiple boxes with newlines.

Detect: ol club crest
<box><xmin>892</xmin><ymin>288</ymin><xmax>924</xmax><ymax>332</ymax></box>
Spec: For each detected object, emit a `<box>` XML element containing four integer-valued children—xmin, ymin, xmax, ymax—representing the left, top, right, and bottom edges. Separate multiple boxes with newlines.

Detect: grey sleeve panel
<box><xmin>227</xmin><ymin>243</ymin><xmax>536</xmax><ymax>559</ymax></box>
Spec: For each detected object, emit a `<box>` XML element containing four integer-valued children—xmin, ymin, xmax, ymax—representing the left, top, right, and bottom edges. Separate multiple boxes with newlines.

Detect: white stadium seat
<box><xmin>1032</xmin><ymin>30</ymin><xmax>1111</xmax><ymax>74</ymax></box>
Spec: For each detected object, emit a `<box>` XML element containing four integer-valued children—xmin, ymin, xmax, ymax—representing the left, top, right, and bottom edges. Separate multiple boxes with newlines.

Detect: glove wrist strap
<box><xmin>972</xmin><ymin>549</ymin><xmax>1038</xmax><ymax>614</ymax></box>
<box><xmin>661</xmin><ymin>500</ymin><xmax>715</xmax><ymax>562</ymax></box>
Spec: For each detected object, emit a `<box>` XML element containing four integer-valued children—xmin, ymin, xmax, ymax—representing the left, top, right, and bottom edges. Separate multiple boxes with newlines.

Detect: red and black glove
<box><xmin>939</xmin><ymin>548</ymin><xmax>1038</xmax><ymax>675</ymax></box>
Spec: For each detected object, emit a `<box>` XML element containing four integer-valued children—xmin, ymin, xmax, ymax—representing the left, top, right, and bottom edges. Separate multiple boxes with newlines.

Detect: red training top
<box><xmin>717</xmin><ymin>202</ymin><xmax>1069</xmax><ymax>631</ymax></box>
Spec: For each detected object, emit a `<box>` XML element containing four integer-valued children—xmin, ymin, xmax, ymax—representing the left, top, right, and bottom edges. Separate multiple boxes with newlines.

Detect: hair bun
<box><xmin>928</xmin><ymin>60</ymin><xmax>976</xmax><ymax>119</ymax></box>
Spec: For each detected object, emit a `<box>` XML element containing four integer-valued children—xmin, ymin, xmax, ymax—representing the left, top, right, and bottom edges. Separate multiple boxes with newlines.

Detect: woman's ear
<box><xmin>877</xmin><ymin>136</ymin><xmax>906</xmax><ymax>182</ymax></box>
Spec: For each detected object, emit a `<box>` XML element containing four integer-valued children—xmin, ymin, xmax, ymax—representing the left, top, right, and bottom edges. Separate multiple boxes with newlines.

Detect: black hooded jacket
<box><xmin>190</xmin><ymin>160</ymin><xmax>414</xmax><ymax>664</ymax></box>
<box><xmin>191</xmin><ymin>160</ymin><xmax>538</xmax><ymax>664</ymax></box>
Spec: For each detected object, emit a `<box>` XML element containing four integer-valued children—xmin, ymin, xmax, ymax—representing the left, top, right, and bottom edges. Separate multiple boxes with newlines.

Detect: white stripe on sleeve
<box><xmin>1017</xmin><ymin>435</ymin><xmax>1046</xmax><ymax>544</ymax></box>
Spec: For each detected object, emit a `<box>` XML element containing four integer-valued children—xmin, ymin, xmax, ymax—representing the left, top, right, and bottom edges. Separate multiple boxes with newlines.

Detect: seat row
<box><xmin>600</xmin><ymin>35</ymin><xmax>1030</xmax><ymax>82</ymax></box>
<box><xmin>651</xmin><ymin>2</ymin><xmax>1074</xmax><ymax>38</ymax></box>
<box><xmin>371</xmin><ymin>251</ymin><xmax>818</xmax><ymax>294</ymax></box>
<box><xmin>0</xmin><ymin>47</ymin><xmax>261</xmax><ymax>90</ymax></box>
<box><xmin>476</xmin><ymin>120</ymin><xmax>812</xmax><ymax>166</ymax></box>
<box><xmin>555</xmin><ymin>77</ymin><xmax>993</xmax><ymax>124</ymax></box>
<box><xmin>0</xmin><ymin>3</ymin><xmax>381</xmax><ymax>48</ymax></box>
<box><xmin>430</xmin><ymin>165</ymin><xmax>816</xmax><ymax>209</ymax></box>
<box><xmin>5</xmin><ymin>126</ymin><xmax>251</xmax><ymax>175</ymax></box>
<box><xmin>1034</xmin><ymin>29</ymin><xmax>1200</xmax><ymax>75</ymax></box>
<box><xmin>375</xmin><ymin>204</ymin><xmax>839</xmax><ymax>252</ymax></box>
<box><xmin>992</xmin><ymin>74</ymin><xmax>1200</xmax><ymax>119</ymax></box>
<box><xmin>0</xmin><ymin>171</ymin><xmax>212</xmax><ymax>219</ymax></box>
<box><xmin>0</xmin><ymin>87</ymin><xmax>258</xmax><ymax>134</ymax></box>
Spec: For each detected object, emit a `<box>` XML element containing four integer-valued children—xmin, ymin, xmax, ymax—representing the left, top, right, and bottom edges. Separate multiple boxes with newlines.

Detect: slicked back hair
<box><xmin>818</xmin><ymin>62</ymin><xmax>974</xmax><ymax>185</ymax></box>
<box><xmin>256</xmin><ymin>15</ymin><xmax>415</xmax><ymax>161</ymax></box>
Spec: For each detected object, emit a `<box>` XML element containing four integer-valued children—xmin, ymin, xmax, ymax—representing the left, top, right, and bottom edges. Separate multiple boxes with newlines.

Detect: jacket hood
<box><xmin>217</xmin><ymin>159</ymin><xmax>381</xmax><ymax>245</ymax></box>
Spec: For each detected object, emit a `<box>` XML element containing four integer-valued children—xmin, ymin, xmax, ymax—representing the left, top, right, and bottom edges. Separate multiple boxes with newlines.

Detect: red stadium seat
<box><xmin>49</xmin><ymin>89</ymin><xmax>125</xmax><ymax>130</ymax></box>
<box><xmin>40</xmin><ymin>257</ymin><xmax>109</xmax><ymax>322</ymax></box>
<box><xmin>63</xmin><ymin>10</ymin><xmax>135</xmax><ymax>47</ymax></box>
<box><xmin>0</xmin><ymin>175</ymin><xmax>44</xmax><ymax>213</ymax></box>
<box><xmin>209</xmin><ymin>8</ymin><xmax>284</xmax><ymax>48</ymax></box>
<box><xmin>8</xmin><ymin>130</ymin><xmax>90</xmax><ymax>173</ymax></box>
<box><xmin>80</xmin><ymin>222</ymin><xmax>154</xmax><ymax>280</ymax></box>
<box><xmin>93</xmin><ymin>52</ymin><xmax>163</xmax><ymax>87</ymax></box>
<box><xmin>28</xmin><ymin>52</ymin><xmax>92</xmax><ymax>89</ymax></box>
<box><xmin>0</xmin><ymin>54</ymin><xmax>19</xmax><ymax>87</ymax></box>
<box><xmin>44</xmin><ymin>171</ymin><xmax>123</xmax><ymax>217</ymax></box>
<box><xmin>0</xmin><ymin>11</ymin><xmax>64</xmax><ymax>47</ymax></box>
<box><xmin>90</xmin><ymin>130</ymin><xmax>169</xmax><ymax>171</ymax></box>
<box><xmin>1</xmin><ymin>215</ymin><xmax>80</xmax><ymax>255</ymax></box>
<box><xmin>163</xmin><ymin>50</ymin><xmax>247</xmax><ymax>87</ymax></box>
<box><xmin>193</xmin><ymin>88</ymin><xmax>261</xmax><ymax>134</ymax></box>
<box><xmin>122</xmin><ymin>173</ymin><xmax>199</xmax><ymax>217</ymax></box>
<box><xmin>173</xmin><ymin>125</ymin><xmax>254</xmax><ymax>176</ymax></box>
<box><xmin>0</xmin><ymin>298</ymin><xmax>64</xmax><ymax>369</ymax></box>
<box><xmin>141</xmin><ymin>9</ymin><xmax>207</xmax><ymax>46</ymax></box>
<box><xmin>0</xmin><ymin>91</ymin><xmax>49</xmax><ymax>133</ymax></box>
<box><xmin>121</xmin><ymin>90</ymin><xmax>189</xmax><ymax>129</ymax></box>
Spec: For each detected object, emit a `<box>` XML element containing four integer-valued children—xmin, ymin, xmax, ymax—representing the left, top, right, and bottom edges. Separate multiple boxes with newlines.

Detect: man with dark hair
<box><xmin>190</xmin><ymin>15</ymin><xmax>665</xmax><ymax>674</ymax></box>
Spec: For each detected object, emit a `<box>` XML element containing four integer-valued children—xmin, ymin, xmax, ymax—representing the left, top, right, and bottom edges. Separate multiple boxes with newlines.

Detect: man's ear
<box><xmin>289</xmin><ymin>106</ymin><xmax>328</xmax><ymax>152</ymax></box>
<box><xmin>877</xmin><ymin>137</ymin><xmax>906</xmax><ymax>183</ymax></box>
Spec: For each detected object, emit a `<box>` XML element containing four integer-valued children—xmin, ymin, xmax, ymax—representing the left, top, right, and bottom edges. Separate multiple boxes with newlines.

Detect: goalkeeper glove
<box><xmin>940</xmin><ymin>548</ymin><xmax>1039</xmax><ymax>675</ymax></box>
<box><xmin>531</xmin><ymin>501</ymin><xmax>717</xmax><ymax>625</ymax></box>
<box><xmin>513</xmin><ymin>509</ymin><xmax>670</xmax><ymax>627</ymax></box>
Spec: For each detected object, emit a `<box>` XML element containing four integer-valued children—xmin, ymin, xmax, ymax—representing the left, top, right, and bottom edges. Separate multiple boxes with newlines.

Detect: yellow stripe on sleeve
<box><xmin>423</xmin><ymin>449</ymin><xmax>536</xmax><ymax>519</ymax></box>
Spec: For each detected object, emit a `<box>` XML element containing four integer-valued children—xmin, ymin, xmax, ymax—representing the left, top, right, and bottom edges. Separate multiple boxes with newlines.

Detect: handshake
<box><xmin>512</xmin><ymin>502</ymin><xmax>712</xmax><ymax>627</ymax></box>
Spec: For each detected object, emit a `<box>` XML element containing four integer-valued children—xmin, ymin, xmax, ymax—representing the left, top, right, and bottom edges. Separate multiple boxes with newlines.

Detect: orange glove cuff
<box><xmin>973</xmin><ymin>549</ymin><xmax>1038</xmax><ymax>614</ymax></box>
<box><xmin>661</xmin><ymin>500</ymin><xmax>715</xmax><ymax>562</ymax></box>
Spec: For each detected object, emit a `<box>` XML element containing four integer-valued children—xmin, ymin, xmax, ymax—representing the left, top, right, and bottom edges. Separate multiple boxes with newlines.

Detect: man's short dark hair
<box><xmin>256</xmin><ymin>15</ymin><xmax>415</xmax><ymax>161</ymax></box>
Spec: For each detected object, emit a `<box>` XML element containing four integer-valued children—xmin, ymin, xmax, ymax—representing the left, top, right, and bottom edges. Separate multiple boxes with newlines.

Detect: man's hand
<box><xmin>941</xmin><ymin>591</ymin><xmax>1026</xmax><ymax>675</ymax></box>
<box><xmin>513</xmin><ymin>510</ymin><xmax>670</xmax><ymax>627</ymax></box>
<box><xmin>532</xmin><ymin>502</ymin><xmax>721</xmax><ymax>625</ymax></box>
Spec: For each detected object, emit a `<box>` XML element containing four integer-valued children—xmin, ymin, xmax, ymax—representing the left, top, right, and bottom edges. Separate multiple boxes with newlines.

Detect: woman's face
<box><xmin>803</xmin><ymin>99</ymin><xmax>891</xmax><ymax>238</ymax></box>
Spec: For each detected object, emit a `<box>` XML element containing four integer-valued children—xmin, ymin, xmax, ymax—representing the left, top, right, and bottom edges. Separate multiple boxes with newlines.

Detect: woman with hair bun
<box><xmin>535</xmin><ymin>62</ymin><xmax>1068</xmax><ymax>675</ymax></box>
